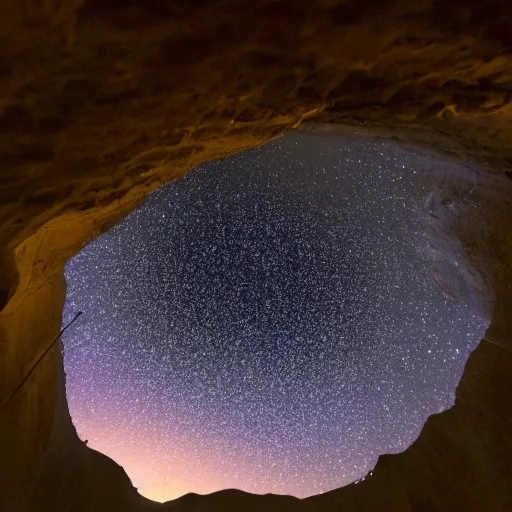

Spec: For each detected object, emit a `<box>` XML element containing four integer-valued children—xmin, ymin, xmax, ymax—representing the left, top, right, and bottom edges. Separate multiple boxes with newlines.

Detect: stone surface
<box><xmin>0</xmin><ymin>1</ymin><xmax>512</xmax><ymax>511</ymax></box>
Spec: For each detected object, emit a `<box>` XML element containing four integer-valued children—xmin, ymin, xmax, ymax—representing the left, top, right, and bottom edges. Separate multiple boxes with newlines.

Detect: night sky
<box><xmin>63</xmin><ymin>131</ymin><xmax>488</xmax><ymax>501</ymax></box>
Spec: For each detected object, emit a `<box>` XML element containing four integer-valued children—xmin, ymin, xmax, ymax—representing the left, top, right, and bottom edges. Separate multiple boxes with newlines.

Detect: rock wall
<box><xmin>0</xmin><ymin>1</ymin><xmax>511</xmax><ymax>511</ymax></box>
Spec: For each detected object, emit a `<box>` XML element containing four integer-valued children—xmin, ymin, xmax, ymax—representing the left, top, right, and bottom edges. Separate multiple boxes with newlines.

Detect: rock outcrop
<box><xmin>0</xmin><ymin>1</ymin><xmax>511</xmax><ymax>511</ymax></box>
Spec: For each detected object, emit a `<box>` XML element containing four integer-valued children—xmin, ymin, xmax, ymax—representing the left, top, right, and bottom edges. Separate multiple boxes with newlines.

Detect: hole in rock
<box><xmin>63</xmin><ymin>129</ymin><xmax>490</xmax><ymax>502</ymax></box>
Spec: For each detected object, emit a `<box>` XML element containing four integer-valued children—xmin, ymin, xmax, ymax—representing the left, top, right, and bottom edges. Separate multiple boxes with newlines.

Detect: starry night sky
<box><xmin>63</xmin><ymin>131</ymin><xmax>488</xmax><ymax>501</ymax></box>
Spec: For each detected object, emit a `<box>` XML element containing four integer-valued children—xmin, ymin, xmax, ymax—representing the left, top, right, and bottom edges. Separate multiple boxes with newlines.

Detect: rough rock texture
<box><xmin>1</xmin><ymin>1</ymin><xmax>512</xmax><ymax>511</ymax></box>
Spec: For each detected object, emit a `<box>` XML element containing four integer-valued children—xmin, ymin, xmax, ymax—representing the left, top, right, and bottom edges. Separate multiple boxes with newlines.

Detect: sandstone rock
<box><xmin>0</xmin><ymin>1</ymin><xmax>512</xmax><ymax>511</ymax></box>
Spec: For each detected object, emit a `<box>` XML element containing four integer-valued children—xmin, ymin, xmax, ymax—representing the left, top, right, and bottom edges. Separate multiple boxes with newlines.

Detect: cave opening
<box><xmin>62</xmin><ymin>129</ymin><xmax>490</xmax><ymax>502</ymax></box>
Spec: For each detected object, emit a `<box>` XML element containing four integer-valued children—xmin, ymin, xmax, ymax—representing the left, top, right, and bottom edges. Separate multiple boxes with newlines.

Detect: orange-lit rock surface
<box><xmin>0</xmin><ymin>1</ymin><xmax>511</xmax><ymax>511</ymax></box>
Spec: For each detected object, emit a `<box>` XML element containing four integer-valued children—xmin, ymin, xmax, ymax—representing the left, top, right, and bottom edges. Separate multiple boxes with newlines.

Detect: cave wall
<box><xmin>1</xmin><ymin>1</ymin><xmax>512</xmax><ymax>511</ymax></box>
